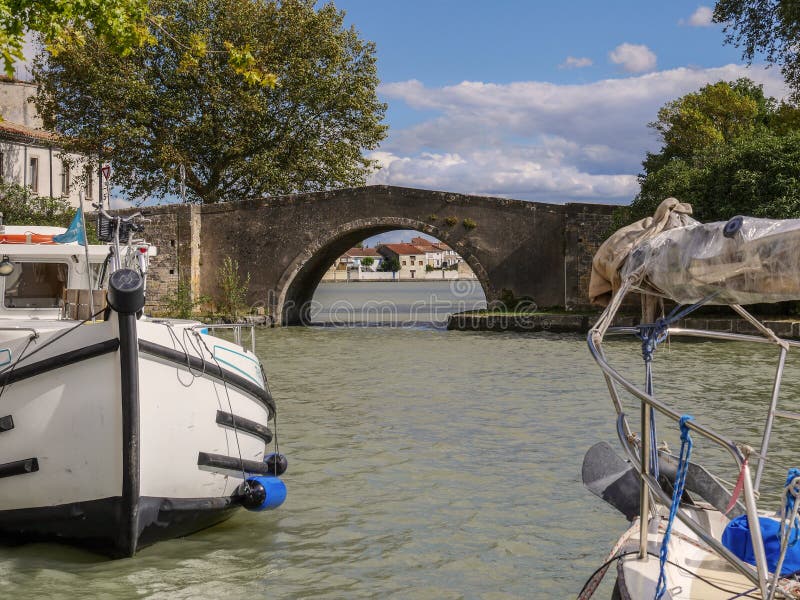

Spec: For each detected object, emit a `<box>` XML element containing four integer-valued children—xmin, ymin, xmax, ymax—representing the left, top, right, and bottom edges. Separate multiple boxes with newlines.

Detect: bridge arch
<box><xmin>275</xmin><ymin>217</ymin><xmax>492</xmax><ymax>325</ymax></box>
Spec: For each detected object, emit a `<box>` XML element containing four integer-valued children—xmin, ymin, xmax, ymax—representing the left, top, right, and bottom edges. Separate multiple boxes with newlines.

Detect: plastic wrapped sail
<box><xmin>622</xmin><ymin>215</ymin><xmax>800</xmax><ymax>305</ymax></box>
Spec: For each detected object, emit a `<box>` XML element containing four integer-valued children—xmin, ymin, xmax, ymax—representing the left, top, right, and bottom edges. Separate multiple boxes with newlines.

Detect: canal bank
<box><xmin>447</xmin><ymin>310</ymin><xmax>800</xmax><ymax>339</ymax></box>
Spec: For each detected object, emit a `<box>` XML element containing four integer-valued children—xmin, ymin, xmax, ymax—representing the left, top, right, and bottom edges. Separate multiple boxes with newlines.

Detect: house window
<box><xmin>418</xmin><ymin>261</ymin><xmax>423</xmax><ymax>266</ymax></box>
<box><xmin>85</xmin><ymin>166</ymin><xmax>94</xmax><ymax>200</ymax></box>
<box><xmin>401</xmin><ymin>260</ymin><xmax>406</xmax><ymax>266</ymax></box>
<box><xmin>61</xmin><ymin>164</ymin><xmax>71</xmax><ymax>196</ymax></box>
<box><xmin>28</xmin><ymin>157</ymin><xmax>39</xmax><ymax>192</ymax></box>
<box><xmin>410</xmin><ymin>256</ymin><xmax>416</xmax><ymax>262</ymax></box>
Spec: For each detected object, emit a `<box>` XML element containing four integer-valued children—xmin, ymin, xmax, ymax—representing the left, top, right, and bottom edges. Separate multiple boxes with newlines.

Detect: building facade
<box><xmin>0</xmin><ymin>78</ymin><xmax>100</xmax><ymax>208</ymax></box>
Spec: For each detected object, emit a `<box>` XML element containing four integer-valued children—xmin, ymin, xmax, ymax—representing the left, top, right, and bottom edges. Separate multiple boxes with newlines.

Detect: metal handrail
<box><xmin>589</xmin><ymin>324</ymin><xmax>772</xmax><ymax>596</ymax></box>
<box><xmin>192</xmin><ymin>322</ymin><xmax>256</xmax><ymax>353</ymax></box>
<box><xmin>614</xmin><ymin>414</ymin><xmax>762</xmax><ymax>586</ymax></box>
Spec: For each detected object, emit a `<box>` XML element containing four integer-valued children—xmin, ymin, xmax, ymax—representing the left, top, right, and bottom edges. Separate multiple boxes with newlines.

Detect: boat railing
<box><xmin>192</xmin><ymin>323</ymin><xmax>257</xmax><ymax>353</ymax></box>
<box><xmin>587</xmin><ymin>322</ymin><xmax>786</xmax><ymax>596</ymax></box>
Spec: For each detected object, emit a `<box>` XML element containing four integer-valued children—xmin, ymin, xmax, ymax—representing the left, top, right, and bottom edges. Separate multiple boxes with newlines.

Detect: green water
<box><xmin>2</xmin><ymin>286</ymin><xmax>798</xmax><ymax>599</ymax></box>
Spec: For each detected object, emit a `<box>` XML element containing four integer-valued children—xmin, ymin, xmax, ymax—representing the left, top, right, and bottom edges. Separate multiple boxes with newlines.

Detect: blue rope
<box><xmin>637</xmin><ymin>295</ymin><xmax>716</xmax><ymax>486</ymax></box>
<box><xmin>785</xmin><ymin>468</ymin><xmax>800</xmax><ymax>546</ymax></box>
<box><xmin>655</xmin><ymin>415</ymin><xmax>694</xmax><ymax>600</ymax></box>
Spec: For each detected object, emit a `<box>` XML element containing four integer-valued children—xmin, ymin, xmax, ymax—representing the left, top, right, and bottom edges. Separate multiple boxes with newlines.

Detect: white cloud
<box><xmin>371</xmin><ymin>65</ymin><xmax>789</xmax><ymax>203</ymax></box>
<box><xmin>681</xmin><ymin>6</ymin><xmax>714</xmax><ymax>27</ymax></box>
<box><xmin>609</xmin><ymin>43</ymin><xmax>657</xmax><ymax>73</ymax></box>
<box><xmin>560</xmin><ymin>56</ymin><xmax>593</xmax><ymax>69</ymax></box>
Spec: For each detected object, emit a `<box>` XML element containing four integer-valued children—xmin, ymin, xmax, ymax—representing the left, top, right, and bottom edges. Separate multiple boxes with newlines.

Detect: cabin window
<box><xmin>4</xmin><ymin>262</ymin><xmax>69</xmax><ymax>309</ymax></box>
<box><xmin>28</xmin><ymin>157</ymin><xmax>39</xmax><ymax>193</ymax></box>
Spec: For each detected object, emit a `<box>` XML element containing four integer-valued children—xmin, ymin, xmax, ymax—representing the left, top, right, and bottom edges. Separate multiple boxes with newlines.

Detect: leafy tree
<box><xmin>0</xmin><ymin>0</ymin><xmax>149</xmax><ymax>77</ymax></box>
<box><xmin>380</xmin><ymin>258</ymin><xmax>400</xmax><ymax>273</ymax></box>
<box><xmin>622</xmin><ymin>78</ymin><xmax>800</xmax><ymax>225</ymax></box>
<box><xmin>714</xmin><ymin>0</ymin><xmax>800</xmax><ymax>97</ymax></box>
<box><xmin>33</xmin><ymin>0</ymin><xmax>387</xmax><ymax>204</ymax></box>
<box><xmin>360</xmin><ymin>256</ymin><xmax>374</xmax><ymax>267</ymax></box>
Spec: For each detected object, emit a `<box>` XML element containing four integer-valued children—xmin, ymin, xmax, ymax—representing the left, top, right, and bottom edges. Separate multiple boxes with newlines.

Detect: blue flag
<box><xmin>53</xmin><ymin>207</ymin><xmax>86</xmax><ymax>245</ymax></box>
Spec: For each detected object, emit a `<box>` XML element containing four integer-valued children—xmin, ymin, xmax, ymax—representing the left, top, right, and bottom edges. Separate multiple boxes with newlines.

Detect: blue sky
<box><xmin>332</xmin><ymin>1</ymin><xmax>790</xmax><ymax>245</ymax></box>
<box><xmin>20</xmin><ymin>2</ymin><xmax>789</xmax><ymax>243</ymax></box>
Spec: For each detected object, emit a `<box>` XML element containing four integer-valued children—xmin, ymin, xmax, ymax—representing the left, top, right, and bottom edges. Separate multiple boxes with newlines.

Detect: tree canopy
<box><xmin>33</xmin><ymin>0</ymin><xmax>387</xmax><ymax>204</ymax></box>
<box><xmin>0</xmin><ymin>0</ymin><xmax>149</xmax><ymax>77</ymax></box>
<box><xmin>622</xmin><ymin>78</ymin><xmax>800</xmax><ymax>225</ymax></box>
<box><xmin>714</xmin><ymin>0</ymin><xmax>800</xmax><ymax>97</ymax></box>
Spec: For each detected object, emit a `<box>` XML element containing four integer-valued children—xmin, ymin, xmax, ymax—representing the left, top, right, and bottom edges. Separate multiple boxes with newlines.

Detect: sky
<box><xmin>329</xmin><ymin>1</ymin><xmax>790</xmax><ymax>245</ymax></box>
<box><xmin>19</xmin><ymin>2</ymin><xmax>792</xmax><ymax>245</ymax></box>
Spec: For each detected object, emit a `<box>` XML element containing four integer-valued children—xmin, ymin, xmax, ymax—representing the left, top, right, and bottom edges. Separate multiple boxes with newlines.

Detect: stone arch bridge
<box><xmin>132</xmin><ymin>186</ymin><xmax>615</xmax><ymax>324</ymax></box>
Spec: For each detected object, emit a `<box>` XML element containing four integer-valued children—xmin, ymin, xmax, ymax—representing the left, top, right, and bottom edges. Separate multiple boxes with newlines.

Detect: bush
<box><xmin>0</xmin><ymin>181</ymin><xmax>75</xmax><ymax>227</ymax></box>
<box><xmin>444</xmin><ymin>216</ymin><xmax>458</xmax><ymax>226</ymax></box>
<box><xmin>425</xmin><ymin>264</ymin><xmax>435</xmax><ymax>272</ymax></box>
<box><xmin>462</xmin><ymin>218</ymin><xmax>477</xmax><ymax>230</ymax></box>
<box><xmin>160</xmin><ymin>279</ymin><xmax>210</xmax><ymax>319</ymax></box>
<box><xmin>361</xmin><ymin>256</ymin><xmax>374</xmax><ymax>267</ymax></box>
<box><xmin>216</xmin><ymin>256</ymin><xmax>251</xmax><ymax>319</ymax></box>
<box><xmin>428</xmin><ymin>214</ymin><xmax>437</xmax><ymax>221</ymax></box>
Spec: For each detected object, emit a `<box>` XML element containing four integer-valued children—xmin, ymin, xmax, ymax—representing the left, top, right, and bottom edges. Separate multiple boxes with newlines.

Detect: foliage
<box><xmin>0</xmin><ymin>0</ymin><xmax>149</xmax><ymax>77</ymax></box>
<box><xmin>216</xmin><ymin>256</ymin><xmax>250</xmax><ymax>318</ymax></box>
<box><xmin>428</xmin><ymin>214</ymin><xmax>437</xmax><ymax>221</ymax></box>
<box><xmin>360</xmin><ymin>256</ymin><xmax>374</xmax><ymax>267</ymax></box>
<box><xmin>622</xmin><ymin>78</ymin><xmax>800</xmax><ymax>226</ymax></box>
<box><xmin>425</xmin><ymin>264</ymin><xmax>435</xmax><ymax>272</ymax></box>
<box><xmin>444</xmin><ymin>216</ymin><xmax>458</xmax><ymax>226</ymax></box>
<box><xmin>714</xmin><ymin>0</ymin><xmax>800</xmax><ymax>97</ymax></box>
<box><xmin>33</xmin><ymin>0</ymin><xmax>387</xmax><ymax>204</ymax></box>
<box><xmin>462</xmin><ymin>218</ymin><xmax>477</xmax><ymax>230</ymax></box>
<box><xmin>159</xmin><ymin>278</ymin><xmax>209</xmax><ymax>318</ymax></box>
<box><xmin>380</xmin><ymin>258</ymin><xmax>400</xmax><ymax>272</ymax></box>
<box><xmin>0</xmin><ymin>180</ymin><xmax>75</xmax><ymax>226</ymax></box>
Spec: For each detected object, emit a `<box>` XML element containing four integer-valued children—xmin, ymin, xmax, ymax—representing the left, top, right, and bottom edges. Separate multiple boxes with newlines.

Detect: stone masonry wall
<box><xmin>563</xmin><ymin>203</ymin><xmax>615</xmax><ymax>310</ymax></box>
<box><xmin>115</xmin><ymin>186</ymin><xmax>616</xmax><ymax>319</ymax></box>
<box><xmin>136</xmin><ymin>205</ymin><xmax>184</xmax><ymax>313</ymax></box>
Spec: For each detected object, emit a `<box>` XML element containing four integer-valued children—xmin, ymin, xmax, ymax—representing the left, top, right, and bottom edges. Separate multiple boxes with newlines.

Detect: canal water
<box><xmin>1</xmin><ymin>283</ymin><xmax>798</xmax><ymax>599</ymax></box>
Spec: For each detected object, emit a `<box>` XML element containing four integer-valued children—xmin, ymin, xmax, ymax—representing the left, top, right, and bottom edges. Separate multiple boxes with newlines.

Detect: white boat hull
<box><xmin>0</xmin><ymin>308</ymin><xmax>277</xmax><ymax>557</ymax></box>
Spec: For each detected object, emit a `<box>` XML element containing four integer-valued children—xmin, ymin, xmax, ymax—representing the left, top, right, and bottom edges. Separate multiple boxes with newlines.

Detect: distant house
<box><xmin>409</xmin><ymin>236</ymin><xmax>461</xmax><ymax>268</ymax></box>
<box><xmin>343</xmin><ymin>247</ymin><xmax>383</xmax><ymax>271</ymax></box>
<box><xmin>0</xmin><ymin>77</ymin><xmax>100</xmax><ymax>207</ymax></box>
<box><xmin>377</xmin><ymin>243</ymin><xmax>427</xmax><ymax>279</ymax></box>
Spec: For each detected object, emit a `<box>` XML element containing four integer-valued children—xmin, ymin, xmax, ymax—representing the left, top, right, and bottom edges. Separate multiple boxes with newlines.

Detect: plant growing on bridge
<box><xmin>160</xmin><ymin>278</ymin><xmax>210</xmax><ymax>319</ymax></box>
<box><xmin>444</xmin><ymin>216</ymin><xmax>458</xmax><ymax>226</ymax></box>
<box><xmin>216</xmin><ymin>256</ymin><xmax>251</xmax><ymax>319</ymax></box>
<box><xmin>462</xmin><ymin>218</ymin><xmax>477</xmax><ymax>230</ymax></box>
<box><xmin>33</xmin><ymin>0</ymin><xmax>387</xmax><ymax>204</ymax></box>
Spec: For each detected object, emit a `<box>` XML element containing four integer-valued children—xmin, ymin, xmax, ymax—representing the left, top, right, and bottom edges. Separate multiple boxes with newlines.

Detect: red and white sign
<box><xmin>101</xmin><ymin>164</ymin><xmax>111</xmax><ymax>180</ymax></box>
